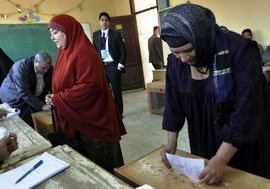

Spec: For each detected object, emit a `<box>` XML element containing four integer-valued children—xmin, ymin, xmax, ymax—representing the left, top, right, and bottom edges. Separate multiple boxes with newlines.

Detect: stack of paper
<box><xmin>0</xmin><ymin>152</ymin><xmax>69</xmax><ymax>189</ymax></box>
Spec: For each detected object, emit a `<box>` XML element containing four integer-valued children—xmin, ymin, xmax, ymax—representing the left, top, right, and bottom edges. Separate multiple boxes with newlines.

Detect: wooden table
<box><xmin>0</xmin><ymin>145</ymin><xmax>132</xmax><ymax>189</ymax></box>
<box><xmin>0</xmin><ymin>103</ymin><xmax>52</xmax><ymax>169</ymax></box>
<box><xmin>31</xmin><ymin>110</ymin><xmax>53</xmax><ymax>138</ymax></box>
<box><xmin>115</xmin><ymin>147</ymin><xmax>270</xmax><ymax>189</ymax></box>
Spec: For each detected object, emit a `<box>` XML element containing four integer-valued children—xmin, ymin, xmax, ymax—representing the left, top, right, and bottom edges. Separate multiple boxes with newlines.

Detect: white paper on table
<box><xmin>0</xmin><ymin>108</ymin><xmax>20</xmax><ymax>120</ymax></box>
<box><xmin>0</xmin><ymin>152</ymin><xmax>69</xmax><ymax>189</ymax></box>
<box><xmin>166</xmin><ymin>153</ymin><xmax>204</xmax><ymax>182</ymax></box>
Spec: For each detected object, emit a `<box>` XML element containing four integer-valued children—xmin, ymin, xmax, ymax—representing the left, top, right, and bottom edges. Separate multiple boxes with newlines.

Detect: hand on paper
<box><xmin>199</xmin><ymin>155</ymin><xmax>226</xmax><ymax>185</ymax></box>
<box><xmin>42</xmin><ymin>104</ymin><xmax>51</xmax><ymax>111</ymax></box>
<box><xmin>45</xmin><ymin>94</ymin><xmax>54</xmax><ymax>106</ymax></box>
<box><xmin>160</xmin><ymin>132</ymin><xmax>178</xmax><ymax>168</ymax></box>
<box><xmin>160</xmin><ymin>143</ymin><xmax>177</xmax><ymax>168</ymax></box>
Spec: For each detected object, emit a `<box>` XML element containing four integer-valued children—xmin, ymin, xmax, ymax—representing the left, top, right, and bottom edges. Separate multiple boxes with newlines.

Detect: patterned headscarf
<box><xmin>161</xmin><ymin>3</ymin><xmax>216</xmax><ymax>68</ymax></box>
<box><xmin>161</xmin><ymin>4</ymin><xmax>235</xmax><ymax>103</ymax></box>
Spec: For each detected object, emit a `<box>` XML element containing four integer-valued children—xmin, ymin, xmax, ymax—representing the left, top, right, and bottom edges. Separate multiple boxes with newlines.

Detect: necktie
<box><xmin>101</xmin><ymin>32</ymin><xmax>106</xmax><ymax>49</ymax></box>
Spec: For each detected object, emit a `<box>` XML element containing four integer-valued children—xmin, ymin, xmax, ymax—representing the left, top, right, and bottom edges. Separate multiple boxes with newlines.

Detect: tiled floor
<box><xmin>121</xmin><ymin>90</ymin><xmax>190</xmax><ymax>164</ymax></box>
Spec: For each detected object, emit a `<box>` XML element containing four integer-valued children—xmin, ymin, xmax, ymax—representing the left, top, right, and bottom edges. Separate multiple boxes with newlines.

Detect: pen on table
<box><xmin>15</xmin><ymin>160</ymin><xmax>43</xmax><ymax>184</ymax></box>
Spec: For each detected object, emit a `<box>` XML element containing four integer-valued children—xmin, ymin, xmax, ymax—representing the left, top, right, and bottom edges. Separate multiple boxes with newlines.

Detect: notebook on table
<box><xmin>0</xmin><ymin>152</ymin><xmax>69</xmax><ymax>189</ymax></box>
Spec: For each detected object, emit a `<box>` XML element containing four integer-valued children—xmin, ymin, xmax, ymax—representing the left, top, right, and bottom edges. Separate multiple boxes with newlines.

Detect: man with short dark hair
<box><xmin>242</xmin><ymin>28</ymin><xmax>264</xmax><ymax>55</ymax></box>
<box><xmin>93</xmin><ymin>12</ymin><xmax>127</xmax><ymax>117</ymax></box>
<box><xmin>148</xmin><ymin>26</ymin><xmax>164</xmax><ymax>69</ymax></box>
<box><xmin>0</xmin><ymin>51</ymin><xmax>53</xmax><ymax>126</ymax></box>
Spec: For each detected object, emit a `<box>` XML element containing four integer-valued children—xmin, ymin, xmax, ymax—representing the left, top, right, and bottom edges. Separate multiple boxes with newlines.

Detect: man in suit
<box><xmin>0</xmin><ymin>51</ymin><xmax>53</xmax><ymax>126</ymax></box>
<box><xmin>93</xmin><ymin>12</ymin><xmax>127</xmax><ymax>117</ymax></box>
<box><xmin>148</xmin><ymin>26</ymin><xmax>164</xmax><ymax>69</ymax></box>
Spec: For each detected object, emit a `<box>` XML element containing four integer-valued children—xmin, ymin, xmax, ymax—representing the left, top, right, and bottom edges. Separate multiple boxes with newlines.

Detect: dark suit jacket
<box><xmin>0</xmin><ymin>57</ymin><xmax>53</xmax><ymax>111</ymax></box>
<box><xmin>93</xmin><ymin>29</ymin><xmax>127</xmax><ymax>65</ymax></box>
<box><xmin>148</xmin><ymin>34</ymin><xmax>164</xmax><ymax>66</ymax></box>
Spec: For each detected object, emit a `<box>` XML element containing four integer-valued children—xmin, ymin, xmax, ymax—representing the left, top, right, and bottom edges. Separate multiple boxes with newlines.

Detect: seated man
<box><xmin>0</xmin><ymin>52</ymin><xmax>53</xmax><ymax>126</ymax></box>
<box><xmin>0</xmin><ymin>132</ymin><xmax>18</xmax><ymax>162</ymax></box>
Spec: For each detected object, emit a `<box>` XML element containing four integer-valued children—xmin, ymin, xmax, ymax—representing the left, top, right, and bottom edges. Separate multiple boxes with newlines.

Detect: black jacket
<box><xmin>93</xmin><ymin>29</ymin><xmax>127</xmax><ymax>65</ymax></box>
<box><xmin>0</xmin><ymin>57</ymin><xmax>53</xmax><ymax>111</ymax></box>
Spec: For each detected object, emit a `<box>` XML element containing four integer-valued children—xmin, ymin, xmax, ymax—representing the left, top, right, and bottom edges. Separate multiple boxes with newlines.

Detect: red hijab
<box><xmin>48</xmin><ymin>15</ymin><xmax>126</xmax><ymax>143</ymax></box>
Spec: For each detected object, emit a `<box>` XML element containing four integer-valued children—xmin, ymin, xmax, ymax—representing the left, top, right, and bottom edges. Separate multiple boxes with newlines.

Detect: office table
<box><xmin>115</xmin><ymin>146</ymin><xmax>270</xmax><ymax>189</ymax></box>
<box><xmin>0</xmin><ymin>145</ymin><xmax>132</xmax><ymax>189</ymax></box>
<box><xmin>0</xmin><ymin>103</ymin><xmax>52</xmax><ymax>169</ymax></box>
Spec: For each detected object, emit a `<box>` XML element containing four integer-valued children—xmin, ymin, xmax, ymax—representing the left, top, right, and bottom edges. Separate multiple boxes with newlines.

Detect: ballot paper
<box><xmin>0</xmin><ymin>108</ymin><xmax>20</xmax><ymax>121</ymax></box>
<box><xmin>0</xmin><ymin>152</ymin><xmax>70</xmax><ymax>189</ymax></box>
<box><xmin>136</xmin><ymin>184</ymin><xmax>154</xmax><ymax>189</ymax></box>
<box><xmin>166</xmin><ymin>153</ymin><xmax>204</xmax><ymax>182</ymax></box>
<box><xmin>0</xmin><ymin>126</ymin><xmax>8</xmax><ymax>140</ymax></box>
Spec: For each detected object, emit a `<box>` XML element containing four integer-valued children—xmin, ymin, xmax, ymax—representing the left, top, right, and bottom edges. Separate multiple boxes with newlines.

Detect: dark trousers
<box><xmin>104</xmin><ymin>63</ymin><xmax>123</xmax><ymax>115</ymax></box>
<box><xmin>48</xmin><ymin>131</ymin><xmax>124</xmax><ymax>174</ymax></box>
<box><xmin>77</xmin><ymin>135</ymin><xmax>124</xmax><ymax>174</ymax></box>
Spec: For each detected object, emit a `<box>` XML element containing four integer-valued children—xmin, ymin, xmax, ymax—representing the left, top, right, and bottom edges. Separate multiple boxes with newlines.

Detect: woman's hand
<box><xmin>199</xmin><ymin>155</ymin><xmax>226</xmax><ymax>185</ymax></box>
<box><xmin>199</xmin><ymin>142</ymin><xmax>237</xmax><ymax>185</ymax></box>
<box><xmin>160</xmin><ymin>143</ymin><xmax>177</xmax><ymax>168</ymax></box>
<box><xmin>160</xmin><ymin>131</ymin><xmax>178</xmax><ymax>168</ymax></box>
<box><xmin>45</xmin><ymin>94</ymin><xmax>54</xmax><ymax>106</ymax></box>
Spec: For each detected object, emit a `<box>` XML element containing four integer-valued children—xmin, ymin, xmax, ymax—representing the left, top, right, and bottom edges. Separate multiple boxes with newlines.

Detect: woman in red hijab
<box><xmin>46</xmin><ymin>14</ymin><xmax>126</xmax><ymax>173</ymax></box>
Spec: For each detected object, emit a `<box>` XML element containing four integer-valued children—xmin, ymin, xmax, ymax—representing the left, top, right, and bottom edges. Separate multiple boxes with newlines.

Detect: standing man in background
<box><xmin>241</xmin><ymin>28</ymin><xmax>264</xmax><ymax>56</ymax></box>
<box><xmin>0</xmin><ymin>52</ymin><xmax>53</xmax><ymax>126</ymax></box>
<box><xmin>148</xmin><ymin>26</ymin><xmax>164</xmax><ymax>69</ymax></box>
<box><xmin>93</xmin><ymin>12</ymin><xmax>127</xmax><ymax>118</ymax></box>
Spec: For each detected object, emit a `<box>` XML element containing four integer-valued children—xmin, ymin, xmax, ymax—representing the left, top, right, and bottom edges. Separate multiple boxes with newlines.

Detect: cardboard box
<box><xmin>147</xmin><ymin>80</ymin><xmax>165</xmax><ymax>115</ymax></box>
<box><xmin>31</xmin><ymin>111</ymin><xmax>53</xmax><ymax>139</ymax></box>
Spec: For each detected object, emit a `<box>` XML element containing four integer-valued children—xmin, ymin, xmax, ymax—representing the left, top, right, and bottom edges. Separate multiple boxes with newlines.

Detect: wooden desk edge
<box><xmin>115</xmin><ymin>146</ymin><xmax>270</xmax><ymax>186</ymax></box>
<box><xmin>114</xmin><ymin>169</ymin><xmax>140</xmax><ymax>187</ymax></box>
<box><xmin>114</xmin><ymin>146</ymin><xmax>165</xmax><ymax>187</ymax></box>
